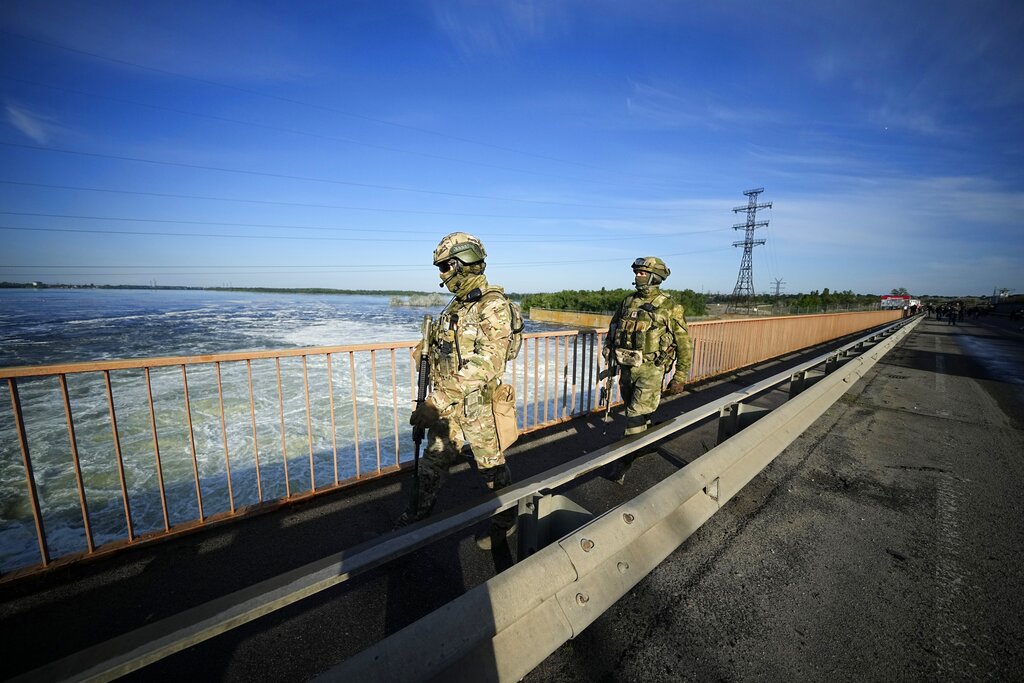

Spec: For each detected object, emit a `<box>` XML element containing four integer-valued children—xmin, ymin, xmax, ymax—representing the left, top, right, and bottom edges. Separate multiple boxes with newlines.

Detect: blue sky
<box><xmin>1</xmin><ymin>0</ymin><xmax>1021</xmax><ymax>297</ymax></box>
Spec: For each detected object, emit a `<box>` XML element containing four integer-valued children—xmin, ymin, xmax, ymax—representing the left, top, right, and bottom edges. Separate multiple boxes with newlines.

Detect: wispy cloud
<box><xmin>755</xmin><ymin>174</ymin><xmax>1023</xmax><ymax>294</ymax></box>
<box><xmin>430</xmin><ymin>0</ymin><xmax>565</xmax><ymax>57</ymax></box>
<box><xmin>626</xmin><ymin>81</ymin><xmax>782</xmax><ymax>130</ymax></box>
<box><xmin>5</xmin><ymin>103</ymin><xmax>62</xmax><ymax>144</ymax></box>
<box><xmin>0</xmin><ymin>1</ymin><xmax>314</xmax><ymax>82</ymax></box>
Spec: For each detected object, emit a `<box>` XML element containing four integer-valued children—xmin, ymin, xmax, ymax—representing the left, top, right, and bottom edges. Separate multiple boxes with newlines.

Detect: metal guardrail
<box><xmin>14</xmin><ymin>315</ymin><xmax>918</xmax><ymax>682</ymax></box>
<box><xmin>0</xmin><ymin>310</ymin><xmax>901</xmax><ymax>576</ymax></box>
<box><xmin>329</xmin><ymin>315</ymin><xmax>923</xmax><ymax>682</ymax></box>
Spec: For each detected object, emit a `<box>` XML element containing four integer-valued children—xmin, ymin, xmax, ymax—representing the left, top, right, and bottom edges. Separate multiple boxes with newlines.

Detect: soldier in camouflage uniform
<box><xmin>603</xmin><ymin>257</ymin><xmax>693</xmax><ymax>482</ymax></box>
<box><xmin>400</xmin><ymin>232</ymin><xmax>516</xmax><ymax>549</ymax></box>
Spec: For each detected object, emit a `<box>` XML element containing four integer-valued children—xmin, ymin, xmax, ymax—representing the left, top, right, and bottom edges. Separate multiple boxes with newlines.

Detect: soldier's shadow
<box><xmin>382</xmin><ymin>461</ymin><xmax>514</xmax><ymax>637</ymax></box>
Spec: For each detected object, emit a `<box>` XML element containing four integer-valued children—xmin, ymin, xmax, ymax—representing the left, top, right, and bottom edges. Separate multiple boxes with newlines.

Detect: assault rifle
<box><xmin>598</xmin><ymin>346</ymin><xmax>618</xmax><ymax>423</ymax></box>
<box><xmin>412</xmin><ymin>315</ymin><xmax>432</xmax><ymax>499</ymax></box>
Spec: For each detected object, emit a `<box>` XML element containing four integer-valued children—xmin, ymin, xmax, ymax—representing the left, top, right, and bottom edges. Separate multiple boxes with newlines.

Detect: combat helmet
<box><xmin>433</xmin><ymin>232</ymin><xmax>487</xmax><ymax>268</ymax></box>
<box><xmin>434</xmin><ymin>232</ymin><xmax>487</xmax><ymax>295</ymax></box>
<box><xmin>632</xmin><ymin>256</ymin><xmax>670</xmax><ymax>281</ymax></box>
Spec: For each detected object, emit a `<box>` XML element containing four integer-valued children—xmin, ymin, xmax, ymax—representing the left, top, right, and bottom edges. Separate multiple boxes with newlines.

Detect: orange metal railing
<box><xmin>0</xmin><ymin>309</ymin><xmax>901</xmax><ymax>576</ymax></box>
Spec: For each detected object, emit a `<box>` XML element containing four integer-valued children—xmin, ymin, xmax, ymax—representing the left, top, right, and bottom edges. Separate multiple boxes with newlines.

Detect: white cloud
<box><xmin>5</xmin><ymin>103</ymin><xmax>60</xmax><ymax>143</ymax></box>
<box><xmin>431</xmin><ymin>0</ymin><xmax>563</xmax><ymax>57</ymax></box>
<box><xmin>626</xmin><ymin>81</ymin><xmax>783</xmax><ymax>130</ymax></box>
<box><xmin>749</xmin><ymin>176</ymin><xmax>1023</xmax><ymax>295</ymax></box>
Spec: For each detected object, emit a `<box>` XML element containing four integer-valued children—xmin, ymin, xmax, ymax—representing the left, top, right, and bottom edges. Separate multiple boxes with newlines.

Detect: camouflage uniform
<box><xmin>400</xmin><ymin>233</ymin><xmax>515</xmax><ymax>537</ymax></box>
<box><xmin>605</xmin><ymin>257</ymin><xmax>693</xmax><ymax>436</ymax></box>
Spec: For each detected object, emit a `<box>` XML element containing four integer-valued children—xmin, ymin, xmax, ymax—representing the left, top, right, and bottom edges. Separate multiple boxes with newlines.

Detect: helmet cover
<box><xmin>631</xmin><ymin>256</ymin><xmax>670</xmax><ymax>281</ymax></box>
<box><xmin>433</xmin><ymin>232</ymin><xmax>487</xmax><ymax>266</ymax></box>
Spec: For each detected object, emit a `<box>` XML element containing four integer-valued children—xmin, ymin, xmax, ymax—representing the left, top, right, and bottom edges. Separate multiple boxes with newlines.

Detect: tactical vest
<box><xmin>428</xmin><ymin>286</ymin><xmax>521</xmax><ymax>381</ymax></box>
<box><xmin>612</xmin><ymin>291</ymin><xmax>676</xmax><ymax>367</ymax></box>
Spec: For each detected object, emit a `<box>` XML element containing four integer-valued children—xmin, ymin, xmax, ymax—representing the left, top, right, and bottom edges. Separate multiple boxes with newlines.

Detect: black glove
<box><xmin>664</xmin><ymin>378</ymin><xmax>686</xmax><ymax>396</ymax></box>
<box><xmin>409</xmin><ymin>401</ymin><xmax>440</xmax><ymax>429</ymax></box>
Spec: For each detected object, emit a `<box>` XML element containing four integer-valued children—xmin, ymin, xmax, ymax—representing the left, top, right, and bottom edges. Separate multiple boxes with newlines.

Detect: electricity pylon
<box><xmin>728</xmin><ymin>188</ymin><xmax>771</xmax><ymax>312</ymax></box>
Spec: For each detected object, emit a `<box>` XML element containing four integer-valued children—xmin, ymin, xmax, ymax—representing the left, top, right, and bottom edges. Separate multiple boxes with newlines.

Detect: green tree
<box><xmin>519</xmin><ymin>288</ymin><xmax>707</xmax><ymax>316</ymax></box>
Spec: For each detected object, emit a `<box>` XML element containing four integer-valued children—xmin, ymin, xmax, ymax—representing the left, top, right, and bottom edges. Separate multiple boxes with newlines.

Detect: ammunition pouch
<box><xmin>614</xmin><ymin>348</ymin><xmax>644</xmax><ymax>367</ymax></box>
<box><xmin>491</xmin><ymin>382</ymin><xmax>518</xmax><ymax>451</ymax></box>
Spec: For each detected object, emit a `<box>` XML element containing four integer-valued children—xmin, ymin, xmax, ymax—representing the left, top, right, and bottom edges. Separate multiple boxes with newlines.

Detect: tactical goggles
<box><xmin>437</xmin><ymin>260</ymin><xmax>455</xmax><ymax>274</ymax></box>
<box><xmin>632</xmin><ymin>258</ymin><xmax>651</xmax><ymax>271</ymax></box>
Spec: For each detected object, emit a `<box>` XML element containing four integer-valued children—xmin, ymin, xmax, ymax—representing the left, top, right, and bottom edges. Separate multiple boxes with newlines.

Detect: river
<box><xmin>0</xmin><ymin>288</ymin><xmax>566</xmax><ymax>572</ymax></box>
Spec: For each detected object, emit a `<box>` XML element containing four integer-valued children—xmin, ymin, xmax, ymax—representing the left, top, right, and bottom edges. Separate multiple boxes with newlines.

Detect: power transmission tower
<box><xmin>772</xmin><ymin>277</ymin><xmax>785</xmax><ymax>313</ymax></box>
<box><xmin>728</xmin><ymin>187</ymin><xmax>771</xmax><ymax>312</ymax></box>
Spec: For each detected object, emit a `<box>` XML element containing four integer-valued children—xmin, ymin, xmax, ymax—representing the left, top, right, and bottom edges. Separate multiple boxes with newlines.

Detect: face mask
<box><xmin>442</xmin><ymin>271</ymin><xmax>470</xmax><ymax>294</ymax></box>
<box><xmin>633</xmin><ymin>270</ymin><xmax>654</xmax><ymax>288</ymax></box>
<box><xmin>438</xmin><ymin>261</ymin><xmax>483</xmax><ymax>296</ymax></box>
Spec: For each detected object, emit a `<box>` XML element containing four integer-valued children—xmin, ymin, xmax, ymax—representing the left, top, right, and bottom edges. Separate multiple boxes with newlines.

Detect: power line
<box><xmin>4</xmin><ymin>76</ymin><xmax>681</xmax><ymax>192</ymax></box>
<box><xmin>0</xmin><ymin>212</ymin><xmax>731</xmax><ymax>241</ymax></box>
<box><xmin>0</xmin><ymin>141</ymin><xmax>680</xmax><ymax>212</ymax></box>
<box><xmin>0</xmin><ymin>222</ymin><xmax>728</xmax><ymax>244</ymax></box>
<box><xmin>763</xmin><ymin>205</ymin><xmax>782</xmax><ymax>285</ymax></box>
<box><xmin>0</xmin><ymin>246</ymin><xmax>735</xmax><ymax>275</ymax></box>
<box><xmin>2</xmin><ymin>30</ymin><xmax>684</xmax><ymax>185</ymax></box>
<box><xmin>0</xmin><ymin>225</ymin><xmax>435</xmax><ymax>243</ymax></box>
<box><xmin>0</xmin><ymin>180</ymin><xmax>700</xmax><ymax>222</ymax></box>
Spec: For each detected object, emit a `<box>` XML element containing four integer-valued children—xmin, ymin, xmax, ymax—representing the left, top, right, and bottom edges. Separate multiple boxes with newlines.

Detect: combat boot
<box><xmin>605</xmin><ymin>416</ymin><xmax>651</xmax><ymax>484</ymax></box>
<box><xmin>475</xmin><ymin>464</ymin><xmax>516</xmax><ymax>550</ymax></box>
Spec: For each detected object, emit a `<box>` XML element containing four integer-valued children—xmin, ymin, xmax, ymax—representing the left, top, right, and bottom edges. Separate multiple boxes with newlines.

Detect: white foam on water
<box><xmin>0</xmin><ymin>290</ymin><xmax>442</xmax><ymax>571</ymax></box>
<box><xmin>276</xmin><ymin>319</ymin><xmax>407</xmax><ymax>348</ymax></box>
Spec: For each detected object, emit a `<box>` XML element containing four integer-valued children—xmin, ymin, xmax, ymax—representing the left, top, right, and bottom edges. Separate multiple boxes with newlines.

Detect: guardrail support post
<box><xmin>717</xmin><ymin>402</ymin><xmax>771</xmax><ymax>444</ymax></box>
<box><xmin>516</xmin><ymin>493</ymin><xmax>593</xmax><ymax>561</ymax></box>
<box><xmin>789</xmin><ymin>371</ymin><xmax>807</xmax><ymax>398</ymax></box>
<box><xmin>824</xmin><ymin>354</ymin><xmax>839</xmax><ymax>374</ymax></box>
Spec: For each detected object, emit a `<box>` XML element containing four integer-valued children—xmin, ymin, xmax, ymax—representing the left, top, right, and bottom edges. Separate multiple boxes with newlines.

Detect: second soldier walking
<box><xmin>603</xmin><ymin>256</ymin><xmax>693</xmax><ymax>483</ymax></box>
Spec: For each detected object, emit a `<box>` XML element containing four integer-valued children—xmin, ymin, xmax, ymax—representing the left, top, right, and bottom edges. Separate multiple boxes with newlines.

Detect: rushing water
<box><xmin>0</xmin><ymin>288</ymin><xmax>568</xmax><ymax>572</ymax></box>
<box><xmin>0</xmin><ymin>288</ymin><xmax>432</xmax><ymax>367</ymax></box>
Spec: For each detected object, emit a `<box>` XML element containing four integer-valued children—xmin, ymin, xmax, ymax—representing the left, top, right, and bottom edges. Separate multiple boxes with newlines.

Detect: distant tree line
<box><xmin>515</xmin><ymin>288</ymin><xmax>708</xmax><ymax>316</ymax></box>
<box><xmin>781</xmin><ymin>288</ymin><xmax>880</xmax><ymax>311</ymax></box>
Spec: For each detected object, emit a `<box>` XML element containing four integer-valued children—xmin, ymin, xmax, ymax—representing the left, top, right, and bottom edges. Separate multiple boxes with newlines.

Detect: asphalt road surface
<box><xmin>529</xmin><ymin>315</ymin><xmax>1024</xmax><ymax>681</ymax></box>
<box><xmin>2</xmin><ymin>316</ymin><xmax>1021</xmax><ymax>681</ymax></box>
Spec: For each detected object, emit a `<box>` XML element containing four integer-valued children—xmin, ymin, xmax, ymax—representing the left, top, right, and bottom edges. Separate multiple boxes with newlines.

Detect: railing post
<box><xmin>145</xmin><ymin>367</ymin><xmax>170</xmax><ymax>532</ymax></box>
<box><xmin>181</xmin><ymin>365</ymin><xmax>204</xmax><ymax>521</ymax></box>
<box><xmin>303</xmin><ymin>355</ymin><xmax>316</xmax><ymax>491</ymax></box>
<box><xmin>8</xmin><ymin>378</ymin><xmax>50</xmax><ymax>566</ymax></box>
<box><xmin>59</xmin><ymin>374</ymin><xmax>94</xmax><ymax>553</ymax></box>
<box><xmin>276</xmin><ymin>357</ymin><xmax>291</xmax><ymax>498</ymax></box>
<box><xmin>104</xmin><ymin>370</ymin><xmax>135</xmax><ymax>541</ymax></box>
<box><xmin>215</xmin><ymin>362</ymin><xmax>236</xmax><ymax>515</ymax></box>
<box><xmin>246</xmin><ymin>359</ymin><xmax>264</xmax><ymax>504</ymax></box>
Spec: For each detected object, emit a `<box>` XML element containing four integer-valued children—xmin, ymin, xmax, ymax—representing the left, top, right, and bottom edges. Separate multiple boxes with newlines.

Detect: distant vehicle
<box><xmin>880</xmin><ymin>295</ymin><xmax>910</xmax><ymax>310</ymax></box>
<box><xmin>881</xmin><ymin>295</ymin><xmax>921</xmax><ymax>315</ymax></box>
